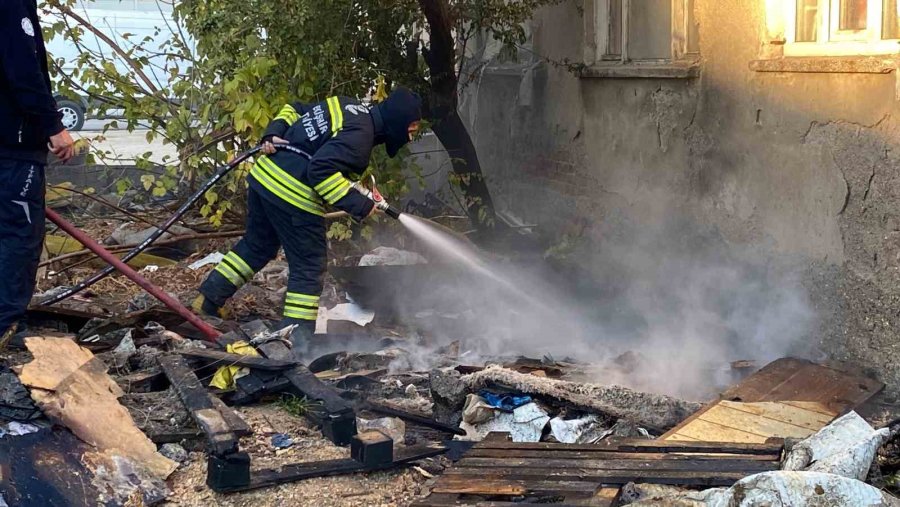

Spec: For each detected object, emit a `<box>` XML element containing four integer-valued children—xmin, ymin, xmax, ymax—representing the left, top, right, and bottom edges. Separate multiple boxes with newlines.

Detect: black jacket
<box><xmin>0</xmin><ymin>0</ymin><xmax>64</xmax><ymax>163</ymax></box>
<box><xmin>249</xmin><ymin>96</ymin><xmax>377</xmax><ymax>222</ymax></box>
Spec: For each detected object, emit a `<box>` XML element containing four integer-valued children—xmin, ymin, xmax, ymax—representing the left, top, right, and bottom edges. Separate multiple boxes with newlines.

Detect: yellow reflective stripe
<box><xmin>225</xmin><ymin>252</ymin><xmax>254</xmax><ymax>280</ymax></box>
<box><xmin>322</xmin><ymin>181</ymin><xmax>351</xmax><ymax>204</ymax></box>
<box><xmin>315</xmin><ymin>172</ymin><xmax>352</xmax><ymax>204</ymax></box>
<box><xmin>250</xmin><ymin>164</ymin><xmax>325</xmax><ymax>216</ymax></box>
<box><xmin>274</xmin><ymin>104</ymin><xmax>299</xmax><ymax>124</ymax></box>
<box><xmin>215</xmin><ymin>263</ymin><xmax>245</xmax><ymax>287</ymax></box>
<box><xmin>317</xmin><ymin>175</ymin><xmax>347</xmax><ymax>196</ymax></box>
<box><xmin>258</xmin><ymin>156</ymin><xmax>320</xmax><ymax>201</ymax></box>
<box><xmin>286</xmin><ymin>293</ymin><xmax>320</xmax><ymax>304</ymax></box>
<box><xmin>325</xmin><ymin>98</ymin><xmax>336</xmax><ymax>132</ymax></box>
<box><xmin>314</xmin><ymin>172</ymin><xmax>344</xmax><ymax>193</ymax></box>
<box><xmin>327</xmin><ymin>97</ymin><xmax>343</xmax><ymax>134</ymax></box>
<box><xmin>324</xmin><ymin>183</ymin><xmax>351</xmax><ymax>204</ymax></box>
<box><xmin>283</xmin><ymin>307</ymin><xmax>318</xmax><ymax>320</ymax></box>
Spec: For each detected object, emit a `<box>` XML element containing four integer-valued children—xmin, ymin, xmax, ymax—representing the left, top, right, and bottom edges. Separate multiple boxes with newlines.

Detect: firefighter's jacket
<box><xmin>249</xmin><ymin>96</ymin><xmax>376</xmax><ymax>222</ymax></box>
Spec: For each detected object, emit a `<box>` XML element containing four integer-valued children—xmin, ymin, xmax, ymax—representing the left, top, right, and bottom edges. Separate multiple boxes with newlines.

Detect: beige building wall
<box><xmin>465</xmin><ymin>0</ymin><xmax>900</xmax><ymax>389</ymax></box>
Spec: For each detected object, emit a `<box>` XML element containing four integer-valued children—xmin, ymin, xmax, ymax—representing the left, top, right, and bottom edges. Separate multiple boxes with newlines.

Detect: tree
<box><xmin>43</xmin><ymin>0</ymin><xmax>555</xmax><ymax>230</ymax></box>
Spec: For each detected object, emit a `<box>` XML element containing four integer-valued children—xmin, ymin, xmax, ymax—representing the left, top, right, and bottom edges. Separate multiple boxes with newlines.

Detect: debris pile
<box><xmin>2</xmin><ymin>232</ymin><xmax>899</xmax><ymax>506</ymax></box>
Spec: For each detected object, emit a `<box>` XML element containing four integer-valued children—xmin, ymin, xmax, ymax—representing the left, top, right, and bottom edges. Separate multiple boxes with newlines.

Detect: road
<box><xmin>74</xmin><ymin>120</ymin><xmax>178</xmax><ymax>165</ymax></box>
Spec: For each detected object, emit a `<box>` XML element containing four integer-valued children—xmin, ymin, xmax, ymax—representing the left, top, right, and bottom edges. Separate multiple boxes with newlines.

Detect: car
<box><xmin>55</xmin><ymin>94</ymin><xmax>87</xmax><ymax>131</ymax></box>
<box><xmin>44</xmin><ymin>0</ymin><xmax>184</xmax><ymax>132</ymax></box>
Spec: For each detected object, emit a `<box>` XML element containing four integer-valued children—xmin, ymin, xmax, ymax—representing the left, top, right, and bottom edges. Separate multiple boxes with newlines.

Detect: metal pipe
<box><xmin>45</xmin><ymin>207</ymin><xmax>223</xmax><ymax>342</ymax></box>
<box><xmin>41</xmin><ymin>144</ymin><xmax>314</xmax><ymax>306</ymax></box>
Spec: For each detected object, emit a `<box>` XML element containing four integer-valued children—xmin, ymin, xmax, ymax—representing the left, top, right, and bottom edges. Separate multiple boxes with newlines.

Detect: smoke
<box><xmin>388</xmin><ymin>211</ymin><xmax>818</xmax><ymax>401</ymax></box>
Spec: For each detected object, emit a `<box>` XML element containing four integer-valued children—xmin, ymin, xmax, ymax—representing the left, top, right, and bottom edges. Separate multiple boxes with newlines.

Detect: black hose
<box><xmin>41</xmin><ymin>144</ymin><xmax>311</xmax><ymax>306</ymax></box>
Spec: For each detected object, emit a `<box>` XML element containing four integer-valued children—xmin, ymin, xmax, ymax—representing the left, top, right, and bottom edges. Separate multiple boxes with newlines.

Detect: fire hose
<box><xmin>41</xmin><ymin>143</ymin><xmax>401</xmax><ymax>309</ymax></box>
<box><xmin>45</xmin><ymin>207</ymin><xmax>223</xmax><ymax>341</ymax></box>
<box><xmin>41</xmin><ymin>144</ymin><xmax>306</xmax><ymax>306</ymax></box>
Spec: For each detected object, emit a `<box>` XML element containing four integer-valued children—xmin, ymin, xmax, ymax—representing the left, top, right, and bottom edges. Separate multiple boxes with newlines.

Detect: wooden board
<box><xmin>417</xmin><ymin>434</ymin><xmax>783</xmax><ymax>505</ymax></box>
<box><xmin>220</xmin><ymin>445</ymin><xmax>448</xmax><ymax>493</ymax></box>
<box><xmin>663</xmin><ymin>358</ymin><xmax>883</xmax><ymax>443</ymax></box>
<box><xmin>17</xmin><ymin>337</ymin><xmax>177</xmax><ymax>481</ymax></box>
<box><xmin>158</xmin><ymin>354</ymin><xmax>240</xmax><ymax>456</ymax></box>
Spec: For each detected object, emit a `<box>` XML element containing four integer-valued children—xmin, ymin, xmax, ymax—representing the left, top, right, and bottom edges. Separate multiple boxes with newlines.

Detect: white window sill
<box><xmin>579</xmin><ymin>62</ymin><xmax>700</xmax><ymax>79</ymax></box>
<box><xmin>750</xmin><ymin>56</ymin><xmax>899</xmax><ymax>73</ymax></box>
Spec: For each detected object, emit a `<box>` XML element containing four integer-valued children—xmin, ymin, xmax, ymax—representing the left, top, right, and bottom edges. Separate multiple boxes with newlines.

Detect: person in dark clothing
<box><xmin>194</xmin><ymin>88</ymin><xmax>422</xmax><ymax>345</ymax></box>
<box><xmin>0</xmin><ymin>0</ymin><xmax>75</xmax><ymax>346</ymax></box>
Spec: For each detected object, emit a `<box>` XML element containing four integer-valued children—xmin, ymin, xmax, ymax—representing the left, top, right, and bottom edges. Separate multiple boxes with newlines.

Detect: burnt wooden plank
<box><xmin>451</xmin><ymin>457</ymin><xmax>779</xmax><ymax>473</ymax></box>
<box><xmin>437</xmin><ymin>469</ymin><xmax>748</xmax><ymax>487</ymax></box>
<box><xmin>145</xmin><ymin>428</ymin><xmax>204</xmax><ymax>444</ymax></box>
<box><xmin>255</xmin><ymin>340</ymin><xmax>358</xmax><ymax>445</ymax></box>
<box><xmin>158</xmin><ymin>354</ymin><xmax>239</xmax><ymax>456</ymax></box>
<box><xmin>472</xmin><ymin>439</ymin><xmax>782</xmax><ymax>456</ymax></box>
<box><xmin>363</xmin><ymin>402</ymin><xmax>467</xmax><ymax>436</ymax></box>
<box><xmin>720</xmin><ymin>358</ymin><xmax>882</xmax><ymax>409</ymax></box>
<box><xmin>411</xmin><ymin>493</ymin><xmax>589</xmax><ymax>507</ymax></box>
<box><xmin>116</xmin><ymin>370</ymin><xmax>168</xmax><ymax>392</ymax></box>
<box><xmin>432</xmin><ymin>477</ymin><xmax>600</xmax><ymax>496</ymax></box>
<box><xmin>256</xmin><ymin>341</ymin><xmax>353</xmax><ymax>414</ymax></box>
<box><xmin>606</xmin><ymin>439</ymin><xmax>783</xmax><ymax>455</ymax></box>
<box><xmin>219</xmin><ymin>445</ymin><xmax>447</xmax><ymax>493</ymax></box>
<box><xmin>179</xmin><ymin>348</ymin><xmax>298</xmax><ymax>371</ymax></box>
<box><xmin>464</xmin><ymin>448</ymin><xmax>781</xmax><ymax>461</ymax></box>
<box><xmin>209</xmin><ymin>396</ymin><xmax>252</xmax><ymax>437</ymax></box>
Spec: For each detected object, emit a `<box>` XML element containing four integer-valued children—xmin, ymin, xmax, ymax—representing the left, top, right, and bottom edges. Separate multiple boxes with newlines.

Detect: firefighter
<box><xmin>0</xmin><ymin>0</ymin><xmax>76</xmax><ymax>346</ymax></box>
<box><xmin>194</xmin><ymin>88</ymin><xmax>422</xmax><ymax>345</ymax></box>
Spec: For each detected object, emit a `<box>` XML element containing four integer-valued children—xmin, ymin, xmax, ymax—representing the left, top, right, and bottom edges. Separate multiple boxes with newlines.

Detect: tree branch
<box><xmin>52</xmin><ymin>4</ymin><xmax>161</xmax><ymax>95</ymax></box>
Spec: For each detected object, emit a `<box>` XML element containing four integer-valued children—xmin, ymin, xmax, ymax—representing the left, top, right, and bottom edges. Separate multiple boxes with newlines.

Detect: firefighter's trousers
<box><xmin>199</xmin><ymin>187</ymin><xmax>326</xmax><ymax>335</ymax></box>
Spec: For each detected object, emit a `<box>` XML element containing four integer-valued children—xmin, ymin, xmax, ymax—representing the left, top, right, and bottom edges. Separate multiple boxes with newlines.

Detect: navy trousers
<box><xmin>199</xmin><ymin>187</ymin><xmax>326</xmax><ymax>334</ymax></box>
<box><xmin>0</xmin><ymin>159</ymin><xmax>45</xmax><ymax>334</ymax></box>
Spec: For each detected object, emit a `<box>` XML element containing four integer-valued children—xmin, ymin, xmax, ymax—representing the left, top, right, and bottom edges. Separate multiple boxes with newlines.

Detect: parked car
<box><xmin>44</xmin><ymin>0</ymin><xmax>184</xmax><ymax>131</ymax></box>
<box><xmin>54</xmin><ymin>94</ymin><xmax>88</xmax><ymax>131</ymax></box>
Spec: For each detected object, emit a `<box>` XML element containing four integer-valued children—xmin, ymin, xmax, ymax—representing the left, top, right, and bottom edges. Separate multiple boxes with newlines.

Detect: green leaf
<box><xmin>140</xmin><ymin>174</ymin><xmax>155</xmax><ymax>191</ymax></box>
<box><xmin>115</xmin><ymin>179</ymin><xmax>131</xmax><ymax>195</ymax></box>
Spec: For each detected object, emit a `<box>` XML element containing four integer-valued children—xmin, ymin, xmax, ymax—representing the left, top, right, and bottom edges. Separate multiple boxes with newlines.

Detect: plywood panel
<box><xmin>697</xmin><ymin>405</ymin><xmax>816</xmax><ymax>439</ymax></box>
<box><xmin>663</xmin><ymin>358</ymin><xmax>883</xmax><ymax>443</ymax></box>
<box><xmin>672</xmin><ymin>418</ymin><xmax>770</xmax><ymax>444</ymax></box>
<box><xmin>718</xmin><ymin>400</ymin><xmax>832</xmax><ymax>429</ymax></box>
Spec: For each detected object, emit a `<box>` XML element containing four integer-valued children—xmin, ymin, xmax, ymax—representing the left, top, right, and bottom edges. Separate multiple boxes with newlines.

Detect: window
<box><xmin>585</xmin><ymin>0</ymin><xmax>699</xmax><ymax>67</ymax></box>
<box><xmin>784</xmin><ymin>0</ymin><xmax>900</xmax><ymax>55</ymax></box>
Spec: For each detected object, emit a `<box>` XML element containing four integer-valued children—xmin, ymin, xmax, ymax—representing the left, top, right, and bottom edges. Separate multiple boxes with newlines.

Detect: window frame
<box><xmin>784</xmin><ymin>0</ymin><xmax>900</xmax><ymax>56</ymax></box>
<box><xmin>585</xmin><ymin>0</ymin><xmax>698</xmax><ymax>67</ymax></box>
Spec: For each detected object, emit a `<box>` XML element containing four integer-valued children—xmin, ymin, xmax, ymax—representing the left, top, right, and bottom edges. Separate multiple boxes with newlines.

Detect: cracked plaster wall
<box><xmin>464</xmin><ymin>0</ymin><xmax>900</xmax><ymax>389</ymax></box>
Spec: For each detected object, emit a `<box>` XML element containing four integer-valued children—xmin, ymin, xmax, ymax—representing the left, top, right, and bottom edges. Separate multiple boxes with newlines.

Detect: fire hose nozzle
<box><xmin>352</xmin><ymin>179</ymin><xmax>402</xmax><ymax>220</ymax></box>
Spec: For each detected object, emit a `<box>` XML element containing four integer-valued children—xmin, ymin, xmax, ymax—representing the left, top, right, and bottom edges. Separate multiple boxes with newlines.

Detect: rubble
<box><xmin>429</xmin><ymin>367</ymin><xmax>468</xmax><ymax>426</ymax></box>
<box><xmin>458</xmin><ymin>402</ymin><xmax>550</xmax><ymax>442</ymax></box>
<box><xmin>0</xmin><ymin>421</ymin><xmax>40</xmax><ymax>437</ymax></box>
<box><xmin>461</xmin><ymin>394</ymin><xmax>498</xmax><ymax>425</ymax></box>
<box><xmin>784</xmin><ymin>411</ymin><xmax>892</xmax><ymax>481</ymax></box>
<box><xmin>323</xmin><ymin>302</ymin><xmax>376</xmax><ymax>327</ymax></box>
<box><xmin>462</xmin><ymin>365</ymin><xmax>701</xmax><ymax>430</ymax></box>
<box><xmin>271</xmin><ymin>433</ymin><xmax>294</xmax><ymax>449</ymax></box>
<box><xmin>623</xmin><ymin>472</ymin><xmax>900</xmax><ymax>507</ymax></box>
<box><xmin>358</xmin><ymin>247</ymin><xmax>427</xmax><ymax>266</ymax></box>
<box><xmin>549</xmin><ymin>414</ymin><xmax>606</xmax><ymax>444</ymax></box>
<box><xmin>13</xmin><ymin>209</ymin><xmax>898</xmax><ymax>505</ymax></box>
<box><xmin>338</xmin><ymin>347</ymin><xmax>411</xmax><ymax>372</ymax></box>
<box><xmin>159</xmin><ymin>443</ymin><xmax>189</xmax><ymax>463</ymax></box>
<box><xmin>16</xmin><ymin>336</ymin><xmax>177</xmax><ymax>502</ymax></box>
<box><xmin>0</xmin><ymin>367</ymin><xmax>40</xmax><ymax>421</ymax></box>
